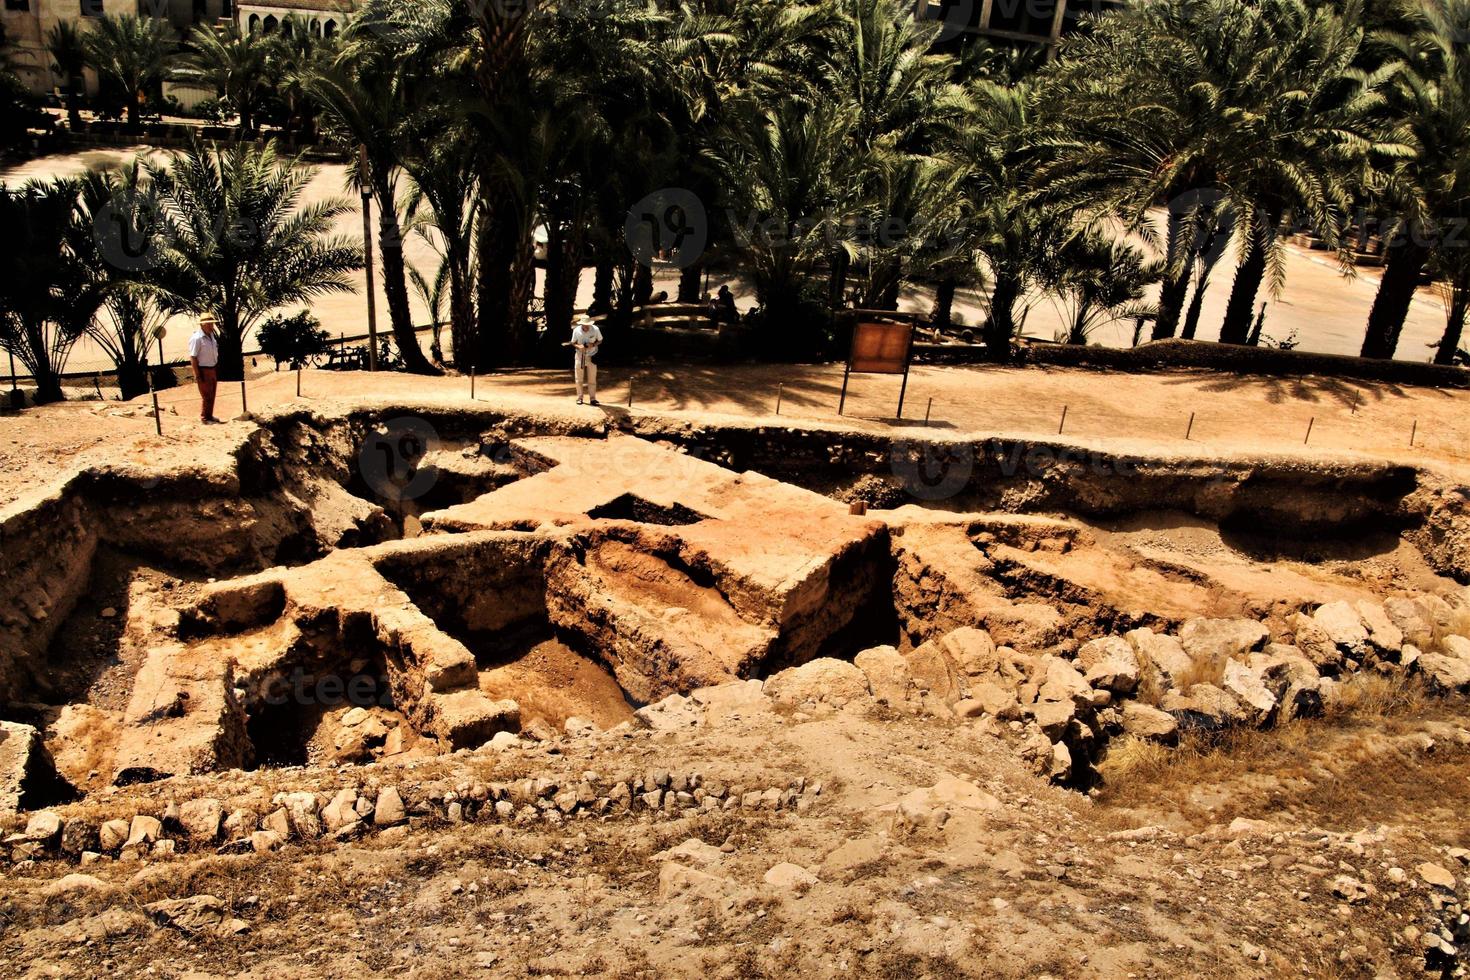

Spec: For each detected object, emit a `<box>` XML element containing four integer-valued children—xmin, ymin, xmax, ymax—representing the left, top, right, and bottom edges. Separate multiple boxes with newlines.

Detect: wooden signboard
<box><xmin>838</xmin><ymin>321</ymin><xmax>915</xmax><ymax>417</ymax></box>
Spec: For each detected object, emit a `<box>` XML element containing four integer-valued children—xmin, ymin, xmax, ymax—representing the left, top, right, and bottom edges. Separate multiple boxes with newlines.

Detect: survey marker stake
<box><xmin>1058</xmin><ymin>405</ymin><xmax>1069</xmax><ymax>436</ymax></box>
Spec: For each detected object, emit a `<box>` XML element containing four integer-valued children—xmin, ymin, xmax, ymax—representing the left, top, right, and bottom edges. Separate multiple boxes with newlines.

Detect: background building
<box><xmin>1</xmin><ymin>0</ymin><xmax>234</xmax><ymax>95</ymax></box>
<box><xmin>236</xmin><ymin>0</ymin><xmax>354</xmax><ymax>38</ymax></box>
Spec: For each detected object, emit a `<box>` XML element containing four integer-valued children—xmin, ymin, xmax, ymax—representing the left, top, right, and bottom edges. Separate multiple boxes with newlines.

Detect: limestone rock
<box><xmin>903</xmin><ymin>640</ymin><xmax>965</xmax><ymax>706</ymax></box>
<box><xmin>1049</xmin><ymin>741</ymin><xmax>1072</xmax><ymax>782</ymax></box>
<box><xmin>934</xmin><ymin>627</ymin><xmax>1001</xmax><ymax>677</ymax></box>
<box><xmin>690</xmin><ymin>679</ymin><xmax>772</xmax><ymax>725</ymax></box>
<box><xmin>1288</xmin><ymin>613</ymin><xmax>1345</xmax><ymax>672</ymax></box>
<box><xmin>764</xmin><ymin>659</ymin><xmax>871</xmax><ymax>708</ymax></box>
<box><xmin>1120</xmin><ymin>702</ymin><xmax>1178</xmax><ymax>742</ymax></box>
<box><xmin>321</xmin><ymin>789</ymin><xmax>360</xmax><ymax>833</ymax></box>
<box><xmin>1124</xmin><ymin>629</ymin><xmax>1192</xmax><ymax>687</ymax></box>
<box><xmin>1178</xmin><ymin>618</ymin><xmax>1268</xmax><ymax>663</ymax></box>
<box><xmin>1033</xmin><ymin>657</ymin><xmax>1093</xmax><ymax>709</ymax></box>
<box><xmin>1247</xmin><ymin>646</ymin><xmax>1323</xmax><ymax>720</ymax></box>
<box><xmin>1076</xmin><ymin>636</ymin><xmax>1140</xmax><ymax>693</ymax></box>
<box><xmin>144</xmin><ymin>895</ymin><xmax>248</xmax><ymax>937</ymax></box>
<box><xmin>124</xmin><ymin>815</ymin><xmax>162</xmax><ymax>850</ymax></box>
<box><xmin>658</xmin><ymin>861</ymin><xmax>735</xmax><ymax>900</ymax></box>
<box><xmin>0</xmin><ymin>721</ymin><xmax>67</xmax><ymax>819</ymax></box>
<box><xmin>635</xmin><ymin>694</ymin><xmax>702</xmax><ymax>731</ymax></box>
<box><xmin>1444</xmin><ymin>635</ymin><xmax>1470</xmax><ymax>664</ymax></box>
<box><xmin>99</xmin><ymin>818</ymin><xmax>130</xmax><ymax>851</ymax></box>
<box><xmin>44</xmin><ymin>873</ymin><xmax>111</xmax><ymax>899</ymax></box>
<box><xmin>966</xmin><ymin>679</ymin><xmax>1022</xmax><ymax>720</ymax></box>
<box><xmin>1162</xmin><ymin>683</ymin><xmax>1241</xmax><ymax>731</ymax></box>
<box><xmin>854</xmin><ymin>646</ymin><xmax>914</xmax><ymax>705</ymax></box>
<box><xmin>656</xmin><ymin>838</ymin><xmax>725</xmax><ymax>868</ymax></box>
<box><xmin>1384</xmin><ymin>597</ymin><xmax>1436</xmax><ymax>643</ymax></box>
<box><xmin>281</xmin><ymin>792</ymin><xmax>322</xmax><ymax>839</ymax></box>
<box><xmin>1419</xmin><ymin>862</ymin><xmax>1458</xmax><ymax>891</ymax></box>
<box><xmin>23</xmin><ymin>809</ymin><xmax>61</xmax><ymax>845</ymax></box>
<box><xmin>1221</xmin><ymin>659</ymin><xmax>1278</xmax><ymax>727</ymax></box>
<box><xmin>374</xmin><ymin>787</ymin><xmax>407</xmax><ymax>827</ymax></box>
<box><xmin>1027</xmin><ymin>698</ymin><xmax>1076</xmax><ymax>741</ymax></box>
<box><xmin>1353</xmin><ymin>601</ymin><xmax>1403</xmax><ymax>655</ymax></box>
<box><xmin>1418</xmin><ymin>652</ymin><xmax>1470</xmax><ymax>693</ymax></box>
<box><xmin>764</xmin><ymin>862</ymin><xmax>818</xmax><ymax>892</ymax></box>
<box><xmin>1312</xmin><ymin>601</ymin><xmax>1370</xmax><ymax>657</ymax></box>
<box><xmin>177</xmin><ymin>799</ymin><xmax>223</xmax><ymax>842</ymax></box>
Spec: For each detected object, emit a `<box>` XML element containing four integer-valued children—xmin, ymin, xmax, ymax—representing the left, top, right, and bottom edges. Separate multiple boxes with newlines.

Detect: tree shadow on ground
<box><xmin>1155</xmin><ymin>370</ymin><xmax>1432</xmax><ymax>410</ymax></box>
<box><xmin>487</xmin><ymin>363</ymin><xmax>848</xmax><ymax>417</ymax></box>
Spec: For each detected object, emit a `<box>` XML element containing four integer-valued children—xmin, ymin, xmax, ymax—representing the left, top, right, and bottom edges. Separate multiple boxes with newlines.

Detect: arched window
<box><xmin>309</xmin><ymin>19</ymin><xmax>321</xmax><ymax>37</ymax></box>
<box><xmin>248</xmin><ymin>13</ymin><xmax>260</xmax><ymax>33</ymax></box>
<box><xmin>323</xmin><ymin>19</ymin><xmax>337</xmax><ymax>38</ymax></box>
<box><xmin>262</xmin><ymin>14</ymin><xmax>278</xmax><ymax>33</ymax></box>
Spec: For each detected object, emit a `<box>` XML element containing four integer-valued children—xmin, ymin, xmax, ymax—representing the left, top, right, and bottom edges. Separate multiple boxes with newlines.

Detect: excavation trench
<box><xmin>1</xmin><ymin>406</ymin><xmax>1465</xmax><ymax>807</ymax></box>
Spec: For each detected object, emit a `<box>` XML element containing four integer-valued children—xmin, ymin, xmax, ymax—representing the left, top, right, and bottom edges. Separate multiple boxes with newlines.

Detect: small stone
<box><xmin>1419</xmin><ymin>862</ymin><xmax>1458</xmax><ymax>891</ymax></box>
<box><xmin>763</xmin><ymin>862</ymin><xmax>819</xmax><ymax>893</ymax></box>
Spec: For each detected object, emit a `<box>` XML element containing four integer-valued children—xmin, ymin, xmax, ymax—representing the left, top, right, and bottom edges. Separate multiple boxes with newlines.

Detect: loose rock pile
<box><xmin>637</xmin><ymin>592</ymin><xmax>1470</xmax><ymax>785</ymax></box>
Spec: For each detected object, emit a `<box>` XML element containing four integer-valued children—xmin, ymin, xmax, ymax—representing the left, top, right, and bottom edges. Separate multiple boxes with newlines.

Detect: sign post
<box><xmin>837</xmin><ymin>320</ymin><xmax>915</xmax><ymax>419</ymax></box>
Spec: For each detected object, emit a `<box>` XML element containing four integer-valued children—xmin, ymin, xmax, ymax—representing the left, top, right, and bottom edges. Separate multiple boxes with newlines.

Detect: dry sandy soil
<box><xmin>3</xmin><ymin>365</ymin><xmax>1470</xmax><ymax>979</ymax></box>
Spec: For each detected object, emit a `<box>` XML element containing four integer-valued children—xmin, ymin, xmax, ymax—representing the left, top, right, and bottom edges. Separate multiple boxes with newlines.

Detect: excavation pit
<box><xmin>2</xmin><ymin>404</ymin><xmax>1468</xmax><ymax>807</ymax></box>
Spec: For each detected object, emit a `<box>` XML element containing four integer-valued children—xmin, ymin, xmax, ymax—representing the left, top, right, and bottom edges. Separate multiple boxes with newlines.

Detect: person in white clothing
<box><xmin>571</xmin><ymin>314</ymin><xmax>603</xmax><ymax>405</ymax></box>
<box><xmin>188</xmin><ymin>313</ymin><xmax>221</xmax><ymax>423</ymax></box>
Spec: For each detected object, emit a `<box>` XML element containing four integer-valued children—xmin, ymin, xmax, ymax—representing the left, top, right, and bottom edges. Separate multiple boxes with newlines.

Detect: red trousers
<box><xmin>196</xmin><ymin>366</ymin><xmax>218</xmax><ymax>420</ymax></box>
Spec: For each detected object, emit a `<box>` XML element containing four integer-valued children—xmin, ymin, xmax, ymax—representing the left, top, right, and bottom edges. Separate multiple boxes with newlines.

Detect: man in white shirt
<box><xmin>571</xmin><ymin>314</ymin><xmax>603</xmax><ymax>406</ymax></box>
<box><xmin>188</xmin><ymin>313</ymin><xmax>221</xmax><ymax>424</ymax></box>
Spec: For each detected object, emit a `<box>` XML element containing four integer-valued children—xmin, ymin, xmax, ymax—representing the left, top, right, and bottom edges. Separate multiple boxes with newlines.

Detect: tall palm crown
<box><xmin>46</xmin><ymin>21</ymin><xmax>88</xmax><ymax>130</ymax></box>
<box><xmin>0</xmin><ymin>179</ymin><xmax>101</xmax><ymax>404</ymax></box>
<box><xmin>81</xmin><ymin>13</ymin><xmax>175</xmax><ymax>130</ymax></box>
<box><xmin>178</xmin><ymin>23</ymin><xmax>273</xmax><ymax>134</ymax></box>
<box><xmin>149</xmin><ymin>140</ymin><xmax>363</xmax><ymax>382</ymax></box>
<box><xmin>1039</xmin><ymin>0</ymin><xmax>1408</xmax><ymax>343</ymax></box>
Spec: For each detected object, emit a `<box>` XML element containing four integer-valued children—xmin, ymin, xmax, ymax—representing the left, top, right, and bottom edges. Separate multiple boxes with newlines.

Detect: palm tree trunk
<box><xmin>1152</xmin><ymin>265</ymin><xmax>1192</xmax><ymax>340</ymax></box>
<box><xmin>632</xmin><ymin>263</ymin><xmax>653</xmax><ymax>307</ymax></box>
<box><xmin>375</xmin><ymin>181</ymin><xmax>436</xmax><ymax>375</ymax></box>
<box><xmin>985</xmin><ymin>272</ymin><xmax>1021</xmax><ymax>363</ymax></box>
<box><xmin>827</xmin><ymin>250</ymin><xmax>849</xmax><ymax>309</ymax></box>
<box><xmin>1361</xmin><ymin>232</ymin><xmax>1429</xmax><ymax>360</ymax></box>
<box><xmin>677</xmin><ymin>261</ymin><xmax>702</xmax><ymax>303</ymax></box>
<box><xmin>1067</xmin><ymin>300</ymin><xmax>1091</xmax><ymax>345</ymax></box>
<box><xmin>217</xmin><ymin>306</ymin><xmax>245</xmax><ymax>383</ymax></box>
<box><xmin>475</xmin><ymin>196</ymin><xmax>515</xmax><ymax>370</ymax></box>
<box><xmin>447</xmin><ymin>241</ymin><xmax>474</xmax><ymax>372</ymax></box>
<box><xmin>1220</xmin><ymin>211</ymin><xmax>1280</xmax><ymax>345</ymax></box>
<box><xmin>545</xmin><ymin>218</ymin><xmax>582</xmax><ymax>344</ymax></box>
<box><xmin>507</xmin><ymin>228</ymin><xmax>536</xmax><ymax>362</ymax></box>
<box><xmin>66</xmin><ymin>79</ymin><xmax>82</xmax><ymax>130</ymax></box>
<box><xmin>591</xmin><ymin>261</ymin><xmax>614</xmax><ymax>315</ymax></box>
<box><xmin>1436</xmin><ymin>285</ymin><xmax>1469</xmax><ymax>366</ymax></box>
<box><xmin>932</xmin><ymin>277</ymin><xmax>956</xmax><ymax>331</ymax></box>
<box><xmin>1181</xmin><ymin>264</ymin><xmax>1212</xmax><ymax>341</ymax></box>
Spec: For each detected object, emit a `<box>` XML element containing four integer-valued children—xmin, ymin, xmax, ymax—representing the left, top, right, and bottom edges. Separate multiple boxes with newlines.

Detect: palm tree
<box><xmin>1043</xmin><ymin>230</ymin><xmax>1163</xmax><ymax>345</ymax></box>
<box><xmin>177</xmin><ymin>23</ymin><xmax>273</xmax><ymax>135</ymax></box>
<box><xmin>46</xmin><ymin>21</ymin><xmax>87</xmax><ymax>131</ymax></box>
<box><xmin>1431</xmin><ymin>237</ymin><xmax>1470</xmax><ymax>364</ymax></box>
<box><xmin>74</xmin><ymin>161</ymin><xmax>169</xmax><ymax>400</ymax></box>
<box><xmin>707</xmin><ymin>96</ymin><xmax>861</xmax><ymax>354</ymax></box>
<box><xmin>408</xmin><ymin>250</ymin><xmax>451</xmax><ymax>365</ymax></box>
<box><xmin>946</xmin><ymin>81</ymin><xmax>1061</xmax><ymax>361</ymax></box>
<box><xmin>267</xmin><ymin>16</ymin><xmax>337</xmax><ymax>141</ymax></box>
<box><xmin>82</xmin><ymin>13</ymin><xmax>174</xmax><ymax>131</ymax></box>
<box><xmin>306</xmin><ymin>37</ymin><xmax>438</xmax><ymax>374</ymax></box>
<box><xmin>0</xmin><ymin>179</ymin><xmax>102</xmax><ymax>404</ymax></box>
<box><xmin>1038</xmin><ymin>0</ymin><xmax>1406</xmax><ymax>346</ymax></box>
<box><xmin>1360</xmin><ymin>0</ymin><xmax>1470</xmax><ymax>359</ymax></box>
<box><xmin>148</xmin><ymin>140</ymin><xmax>363</xmax><ymax>382</ymax></box>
